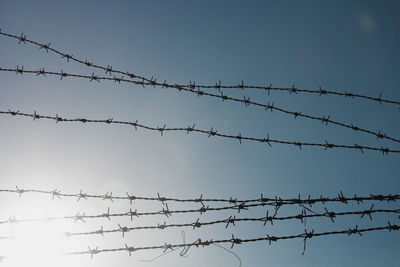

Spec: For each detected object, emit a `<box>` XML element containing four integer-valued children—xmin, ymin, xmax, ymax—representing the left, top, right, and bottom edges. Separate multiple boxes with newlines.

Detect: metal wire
<box><xmin>63</xmin><ymin>207</ymin><xmax>400</xmax><ymax>238</ymax></box>
<box><xmin>2</xmin><ymin>192</ymin><xmax>399</xmax><ymax>226</ymax></box>
<box><xmin>0</xmin><ymin>203</ymin><xmax>268</xmax><ymax>225</ymax></box>
<box><xmin>0</xmin><ymin>109</ymin><xmax>398</xmax><ymax>154</ymax></box>
<box><xmin>1</xmin><ymin>66</ymin><xmax>398</xmax><ymax>145</ymax></box>
<box><xmin>65</xmin><ymin>222</ymin><xmax>400</xmax><ymax>258</ymax></box>
<box><xmin>2</xmin><ymin>187</ymin><xmax>399</xmax><ymax>207</ymax></box>
<box><xmin>1</xmin><ymin>30</ymin><xmax>399</xmax><ymax>108</ymax></box>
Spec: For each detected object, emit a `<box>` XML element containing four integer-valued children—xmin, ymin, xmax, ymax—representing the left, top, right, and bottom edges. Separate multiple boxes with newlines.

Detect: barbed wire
<box><xmin>0</xmin><ymin>203</ymin><xmax>269</xmax><ymax>225</ymax></box>
<box><xmin>0</xmin><ymin>109</ymin><xmax>398</xmax><ymax>154</ymax></box>
<box><xmin>63</xmin><ymin>207</ymin><xmax>400</xmax><ymax>238</ymax></box>
<box><xmin>2</xmin><ymin>193</ymin><xmax>399</xmax><ymax>226</ymax></box>
<box><xmin>1</xmin><ymin>66</ymin><xmax>398</xmax><ymax>145</ymax></box>
<box><xmin>65</xmin><ymin>222</ymin><xmax>400</xmax><ymax>258</ymax></box>
<box><xmin>1</xmin><ymin>31</ymin><xmax>399</xmax><ymax>109</ymax></box>
<box><xmin>1</xmin><ymin>187</ymin><xmax>400</xmax><ymax>207</ymax></box>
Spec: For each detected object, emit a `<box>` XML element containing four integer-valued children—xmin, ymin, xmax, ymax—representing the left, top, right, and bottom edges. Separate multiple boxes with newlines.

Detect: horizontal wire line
<box><xmin>0</xmin><ymin>109</ymin><xmax>398</xmax><ymax>154</ymax></box>
<box><xmin>2</xmin><ymin>194</ymin><xmax>399</xmax><ymax>226</ymax></box>
<box><xmin>63</xmin><ymin>208</ymin><xmax>400</xmax><ymax>238</ymax></box>
<box><xmin>1</xmin><ymin>66</ymin><xmax>398</xmax><ymax>145</ymax></box>
<box><xmin>1</xmin><ymin>187</ymin><xmax>400</xmax><ymax>206</ymax></box>
<box><xmin>0</xmin><ymin>203</ymin><xmax>271</xmax><ymax>225</ymax></box>
<box><xmin>1</xmin><ymin>31</ymin><xmax>399</xmax><ymax>108</ymax></box>
<box><xmin>65</xmin><ymin>222</ymin><xmax>400</xmax><ymax>257</ymax></box>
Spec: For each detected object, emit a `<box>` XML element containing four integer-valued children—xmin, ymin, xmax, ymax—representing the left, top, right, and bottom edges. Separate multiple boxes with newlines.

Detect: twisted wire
<box><xmin>0</xmin><ymin>109</ymin><xmax>398</xmax><ymax>154</ymax></box>
<box><xmin>2</xmin><ymin>193</ymin><xmax>399</xmax><ymax>226</ymax></box>
<box><xmin>1</xmin><ymin>31</ymin><xmax>399</xmax><ymax>108</ymax></box>
<box><xmin>63</xmin><ymin>207</ymin><xmax>400</xmax><ymax>238</ymax></box>
<box><xmin>1</xmin><ymin>66</ymin><xmax>398</xmax><ymax>145</ymax></box>
<box><xmin>0</xmin><ymin>203</ymin><xmax>270</xmax><ymax>225</ymax></box>
<box><xmin>1</xmin><ymin>187</ymin><xmax>400</xmax><ymax>206</ymax></box>
<box><xmin>65</xmin><ymin>222</ymin><xmax>400</xmax><ymax>257</ymax></box>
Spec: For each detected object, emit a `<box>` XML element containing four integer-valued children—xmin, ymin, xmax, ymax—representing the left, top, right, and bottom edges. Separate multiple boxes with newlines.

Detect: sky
<box><xmin>0</xmin><ymin>0</ymin><xmax>399</xmax><ymax>266</ymax></box>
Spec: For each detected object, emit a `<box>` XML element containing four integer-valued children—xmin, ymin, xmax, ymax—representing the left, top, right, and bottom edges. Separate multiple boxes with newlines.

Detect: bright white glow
<box><xmin>6</xmin><ymin>221</ymin><xmax>68</xmax><ymax>266</ymax></box>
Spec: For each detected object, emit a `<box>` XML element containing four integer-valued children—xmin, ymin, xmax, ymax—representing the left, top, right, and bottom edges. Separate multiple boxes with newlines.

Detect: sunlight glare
<box><xmin>6</xmin><ymin>221</ymin><xmax>68</xmax><ymax>266</ymax></box>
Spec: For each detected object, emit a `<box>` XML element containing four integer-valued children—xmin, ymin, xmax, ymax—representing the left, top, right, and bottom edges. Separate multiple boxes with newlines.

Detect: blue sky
<box><xmin>0</xmin><ymin>0</ymin><xmax>399</xmax><ymax>266</ymax></box>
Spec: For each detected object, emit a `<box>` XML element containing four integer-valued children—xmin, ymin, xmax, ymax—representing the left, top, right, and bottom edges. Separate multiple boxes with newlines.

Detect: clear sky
<box><xmin>0</xmin><ymin>0</ymin><xmax>399</xmax><ymax>266</ymax></box>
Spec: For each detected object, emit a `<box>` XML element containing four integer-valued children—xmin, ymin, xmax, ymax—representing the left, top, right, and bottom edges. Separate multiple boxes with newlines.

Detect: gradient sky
<box><xmin>0</xmin><ymin>1</ymin><xmax>399</xmax><ymax>266</ymax></box>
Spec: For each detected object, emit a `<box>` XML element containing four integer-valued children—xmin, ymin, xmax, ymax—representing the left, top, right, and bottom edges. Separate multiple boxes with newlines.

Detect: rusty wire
<box><xmin>65</xmin><ymin>222</ymin><xmax>400</xmax><ymax>258</ymax></box>
<box><xmin>62</xmin><ymin>206</ymin><xmax>400</xmax><ymax>238</ymax></box>
<box><xmin>0</xmin><ymin>66</ymin><xmax>398</xmax><ymax>145</ymax></box>
<box><xmin>0</xmin><ymin>109</ymin><xmax>398</xmax><ymax>154</ymax></box>
<box><xmin>1</xmin><ymin>30</ymin><xmax>399</xmax><ymax>109</ymax></box>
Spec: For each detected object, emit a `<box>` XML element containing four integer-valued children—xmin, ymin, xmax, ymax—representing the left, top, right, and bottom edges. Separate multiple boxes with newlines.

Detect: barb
<box><xmin>0</xmin><ymin>67</ymin><xmax>397</xmax><ymax>145</ymax></box>
<box><xmin>66</xmin><ymin>222</ymin><xmax>400</xmax><ymax>257</ymax></box>
<box><xmin>0</xmin><ymin>109</ymin><xmax>398</xmax><ymax>154</ymax></box>
<box><xmin>1</xmin><ymin>31</ymin><xmax>399</xmax><ymax>108</ymax></box>
<box><xmin>63</xmin><ymin>208</ymin><xmax>400</xmax><ymax>238</ymax></box>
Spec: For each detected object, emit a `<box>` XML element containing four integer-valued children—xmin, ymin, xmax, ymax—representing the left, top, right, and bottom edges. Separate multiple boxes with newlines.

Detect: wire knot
<box><xmin>38</xmin><ymin>42</ymin><xmax>51</xmax><ymax>53</ymax></box>
<box><xmin>18</xmin><ymin>33</ymin><xmax>27</xmax><ymax>44</ymax></box>
<box><xmin>192</xmin><ymin>218</ymin><xmax>202</xmax><ymax>229</ymax></box>
<box><xmin>125</xmin><ymin>244</ymin><xmax>137</xmax><ymax>256</ymax></box>
<box><xmin>103</xmin><ymin>192</ymin><xmax>113</xmax><ymax>201</ymax></box>
<box><xmin>230</xmin><ymin>234</ymin><xmax>242</xmax><ymax>248</ymax></box>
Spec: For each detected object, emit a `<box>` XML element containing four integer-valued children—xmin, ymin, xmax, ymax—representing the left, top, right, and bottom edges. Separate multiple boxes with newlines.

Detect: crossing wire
<box><xmin>1</xmin><ymin>66</ymin><xmax>398</xmax><ymax>145</ymax></box>
<box><xmin>1</xmin><ymin>30</ymin><xmax>399</xmax><ymax>108</ymax></box>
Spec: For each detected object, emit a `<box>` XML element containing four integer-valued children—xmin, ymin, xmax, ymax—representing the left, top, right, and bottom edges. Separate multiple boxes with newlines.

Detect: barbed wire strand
<box><xmin>2</xmin><ymin>187</ymin><xmax>400</xmax><ymax>206</ymax></box>
<box><xmin>0</xmin><ymin>109</ymin><xmax>398</xmax><ymax>155</ymax></box>
<box><xmin>0</xmin><ymin>66</ymin><xmax>398</xmax><ymax>145</ymax></box>
<box><xmin>65</xmin><ymin>222</ymin><xmax>400</xmax><ymax>258</ymax></box>
<box><xmin>0</xmin><ymin>202</ymin><xmax>272</xmax><ymax>226</ymax></box>
<box><xmin>141</xmin><ymin>236</ymin><xmax>242</xmax><ymax>267</ymax></box>
<box><xmin>1</xmin><ymin>31</ymin><xmax>399</xmax><ymax>109</ymax></box>
<box><xmin>63</xmin><ymin>207</ymin><xmax>400</xmax><ymax>238</ymax></box>
<box><xmin>2</xmin><ymin>195</ymin><xmax>399</xmax><ymax>226</ymax></box>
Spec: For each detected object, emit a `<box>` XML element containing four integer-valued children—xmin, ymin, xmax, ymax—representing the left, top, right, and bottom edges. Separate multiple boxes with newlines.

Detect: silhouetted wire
<box><xmin>141</xmin><ymin>235</ymin><xmax>241</xmax><ymax>267</ymax></box>
<box><xmin>140</xmin><ymin>230</ymin><xmax>189</xmax><ymax>262</ymax></box>
<box><xmin>0</xmin><ymin>109</ymin><xmax>397</xmax><ymax>154</ymax></box>
<box><xmin>1</xmin><ymin>31</ymin><xmax>399</xmax><ymax>109</ymax></box>
<box><xmin>0</xmin><ymin>66</ymin><xmax>398</xmax><ymax>145</ymax></box>
<box><xmin>0</xmin><ymin>202</ymin><xmax>272</xmax><ymax>225</ymax></box>
<box><xmin>2</xmin><ymin>187</ymin><xmax>400</xmax><ymax>206</ymax></box>
<box><xmin>62</xmin><ymin>207</ymin><xmax>400</xmax><ymax>238</ymax></box>
<box><xmin>1</xmin><ymin>197</ymin><xmax>398</xmax><ymax>227</ymax></box>
<box><xmin>65</xmin><ymin>222</ymin><xmax>400</xmax><ymax>258</ymax></box>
